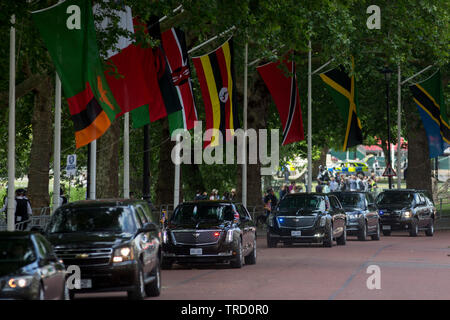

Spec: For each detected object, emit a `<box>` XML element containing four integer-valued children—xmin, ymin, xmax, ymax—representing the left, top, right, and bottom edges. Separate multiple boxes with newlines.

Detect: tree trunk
<box><xmin>96</xmin><ymin>118</ymin><xmax>120</xmax><ymax>198</ymax></box>
<box><xmin>405</xmin><ymin>101</ymin><xmax>432</xmax><ymax>195</ymax></box>
<box><xmin>155</xmin><ymin>118</ymin><xmax>176</xmax><ymax>205</ymax></box>
<box><xmin>237</xmin><ymin>77</ymin><xmax>271</xmax><ymax>208</ymax></box>
<box><xmin>27</xmin><ymin>76</ymin><xmax>53</xmax><ymax>210</ymax></box>
<box><xmin>312</xmin><ymin>147</ymin><xmax>329</xmax><ymax>180</ymax></box>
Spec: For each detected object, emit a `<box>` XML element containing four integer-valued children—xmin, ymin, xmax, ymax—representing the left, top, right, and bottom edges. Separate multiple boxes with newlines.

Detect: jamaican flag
<box><xmin>32</xmin><ymin>0</ymin><xmax>121</xmax><ymax>148</ymax></box>
<box><xmin>410</xmin><ymin>70</ymin><xmax>449</xmax><ymax>158</ymax></box>
<box><xmin>319</xmin><ymin>58</ymin><xmax>363</xmax><ymax>151</ymax></box>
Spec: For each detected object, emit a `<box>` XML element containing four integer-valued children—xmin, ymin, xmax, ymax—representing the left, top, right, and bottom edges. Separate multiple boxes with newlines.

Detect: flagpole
<box><xmin>124</xmin><ymin>113</ymin><xmax>130</xmax><ymax>198</ymax></box>
<box><xmin>7</xmin><ymin>15</ymin><xmax>16</xmax><ymax>231</ymax></box>
<box><xmin>188</xmin><ymin>26</ymin><xmax>236</xmax><ymax>55</ymax></box>
<box><xmin>174</xmin><ymin>134</ymin><xmax>181</xmax><ymax>208</ymax></box>
<box><xmin>307</xmin><ymin>40</ymin><xmax>312</xmax><ymax>193</ymax></box>
<box><xmin>89</xmin><ymin>140</ymin><xmax>96</xmax><ymax>200</ymax></box>
<box><xmin>242</xmin><ymin>41</ymin><xmax>248</xmax><ymax>207</ymax></box>
<box><xmin>52</xmin><ymin>74</ymin><xmax>61</xmax><ymax>212</ymax></box>
<box><xmin>397</xmin><ymin>65</ymin><xmax>402</xmax><ymax>189</ymax></box>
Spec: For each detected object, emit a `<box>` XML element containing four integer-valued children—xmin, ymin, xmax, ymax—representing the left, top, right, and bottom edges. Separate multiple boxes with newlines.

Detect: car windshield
<box><xmin>0</xmin><ymin>238</ymin><xmax>36</xmax><ymax>265</ymax></box>
<box><xmin>376</xmin><ymin>192</ymin><xmax>414</xmax><ymax>206</ymax></box>
<box><xmin>278</xmin><ymin>195</ymin><xmax>323</xmax><ymax>210</ymax></box>
<box><xmin>171</xmin><ymin>204</ymin><xmax>233</xmax><ymax>224</ymax></box>
<box><xmin>336</xmin><ymin>193</ymin><xmax>365</xmax><ymax>209</ymax></box>
<box><xmin>46</xmin><ymin>207</ymin><xmax>136</xmax><ymax>234</ymax></box>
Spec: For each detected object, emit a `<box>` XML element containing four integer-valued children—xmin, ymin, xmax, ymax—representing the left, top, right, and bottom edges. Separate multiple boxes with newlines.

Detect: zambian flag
<box><xmin>410</xmin><ymin>70</ymin><xmax>449</xmax><ymax>158</ymax></box>
<box><xmin>319</xmin><ymin>58</ymin><xmax>363</xmax><ymax>151</ymax></box>
<box><xmin>192</xmin><ymin>38</ymin><xmax>239</xmax><ymax>148</ymax></box>
<box><xmin>32</xmin><ymin>0</ymin><xmax>121</xmax><ymax>148</ymax></box>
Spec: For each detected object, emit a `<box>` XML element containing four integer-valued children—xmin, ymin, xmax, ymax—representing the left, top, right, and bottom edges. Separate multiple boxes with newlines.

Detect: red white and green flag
<box><xmin>32</xmin><ymin>0</ymin><xmax>122</xmax><ymax>148</ymax></box>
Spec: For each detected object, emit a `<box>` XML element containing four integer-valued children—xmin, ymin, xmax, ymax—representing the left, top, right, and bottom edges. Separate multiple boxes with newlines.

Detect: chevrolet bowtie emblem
<box><xmin>76</xmin><ymin>253</ymin><xmax>89</xmax><ymax>259</ymax></box>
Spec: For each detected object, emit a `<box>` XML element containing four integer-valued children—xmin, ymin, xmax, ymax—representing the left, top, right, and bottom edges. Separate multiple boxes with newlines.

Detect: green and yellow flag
<box><xmin>319</xmin><ymin>58</ymin><xmax>363</xmax><ymax>151</ymax></box>
<box><xmin>32</xmin><ymin>0</ymin><xmax>121</xmax><ymax>148</ymax></box>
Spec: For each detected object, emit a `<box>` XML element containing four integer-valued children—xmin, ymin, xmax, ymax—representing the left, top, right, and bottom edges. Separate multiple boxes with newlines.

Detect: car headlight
<box><xmin>402</xmin><ymin>211</ymin><xmax>413</xmax><ymax>218</ymax></box>
<box><xmin>113</xmin><ymin>246</ymin><xmax>134</xmax><ymax>263</ymax></box>
<box><xmin>320</xmin><ymin>216</ymin><xmax>327</xmax><ymax>227</ymax></box>
<box><xmin>8</xmin><ymin>276</ymin><xmax>33</xmax><ymax>289</ymax></box>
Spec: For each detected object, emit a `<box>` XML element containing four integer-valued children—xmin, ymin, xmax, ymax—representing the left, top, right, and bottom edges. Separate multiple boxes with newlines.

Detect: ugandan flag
<box><xmin>410</xmin><ymin>70</ymin><xmax>449</xmax><ymax>158</ymax></box>
<box><xmin>32</xmin><ymin>0</ymin><xmax>121</xmax><ymax>149</ymax></box>
<box><xmin>192</xmin><ymin>38</ymin><xmax>239</xmax><ymax>148</ymax></box>
<box><xmin>319</xmin><ymin>58</ymin><xmax>363</xmax><ymax>151</ymax></box>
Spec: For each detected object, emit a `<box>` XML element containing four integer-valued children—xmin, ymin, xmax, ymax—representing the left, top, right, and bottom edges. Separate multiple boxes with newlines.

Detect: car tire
<box><xmin>409</xmin><ymin>218</ymin><xmax>419</xmax><ymax>237</ymax></box>
<box><xmin>127</xmin><ymin>263</ymin><xmax>146</xmax><ymax>300</ymax></box>
<box><xmin>145</xmin><ymin>259</ymin><xmax>161</xmax><ymax>297</ymax></box>
<box><xmin>61</xmin><ymin>281</ymin><xmax>70</xmax><ymax>300</ymax></box>
<box><xmin>358</xmin><ymin>222</ymin><xmax>367</xmax><ymax>241</ymax></box>
<box><xmin>230</xmin><ymin>238</ymin><xmax>244</xmax><ymax>268</ymax></box>
<box><xmin>36</xmin><ymin>283</ymin><xmax>45</xmax><ymax>300</ymax></box>
<box><xmin>266</xmin><ymin>232</ymin><xmax>277</xmax><ymax>248</ymax></box>
<box><xmin>425</xmin><ymin>219</ymin><xmax>434</xmax><ymax>237</ymax></box>
<box><xmin>244</xmin><ymin>238</ymin><xmax>257</xmax><ymax>265</ymax></box>
<box><xmin>371</xmin><ymin>222</ymin><xmax>381</xmax><ymax>241</ymax></box>
<box><xmin>336</xmin><ymin>225</ymin><xmax>347</xmax><ymax>245</ymax></box>
<box><xmin>323</xmin><ymin>224</ymin><xmax>333</xmax><ymax>248</ymax></box>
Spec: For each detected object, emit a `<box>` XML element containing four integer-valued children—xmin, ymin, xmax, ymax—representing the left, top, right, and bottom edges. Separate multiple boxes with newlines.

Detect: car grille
<box><xmin>171</xmin><ymin>230</ymin><xmax>220</xmax><ymax>245</ymax></box>
<box><xmin>54</xmin><ymin>247</ymin><xmax>113</xmax><ymax>267</ymax></box>
<box><xmin>277</xmin><ymin>216</ymin><xmax>316</xmax><ymax>228</ymax></box>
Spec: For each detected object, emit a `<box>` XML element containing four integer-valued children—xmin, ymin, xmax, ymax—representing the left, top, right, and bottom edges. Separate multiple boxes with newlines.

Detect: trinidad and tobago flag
<box><xmin>257</xmin><ymin>54</ymin><xmax>305</xmax><ymax>145</ymax></box>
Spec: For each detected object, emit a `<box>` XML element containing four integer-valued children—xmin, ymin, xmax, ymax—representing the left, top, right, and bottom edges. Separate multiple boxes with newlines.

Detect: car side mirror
<box><xmin>138</xmin><ymin>222</ymin><xmax>158</xmax><ymax>234</ymax></box>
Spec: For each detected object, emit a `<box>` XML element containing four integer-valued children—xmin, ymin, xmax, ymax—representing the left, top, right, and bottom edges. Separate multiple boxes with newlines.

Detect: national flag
<box><xmin>410</xmin><ymin>70</ymin><xmax>449</xmax><ymax>158</ymax></box>
<box><xmin>161</xmin><ymin>27</ymin><xmax>198</xmax><ymax>132</ymax></box>
<box><xmin>130</xmin><ymin>16</ymin><xmax>183</xmax><ymax>134</ymax></box>
<box><xmin>192</xmin><ymin>38</ymin><xmax>239</xmax><ymax>148</ymax></box>
<box><xmin>257</xmin><ymin>55</ymin><xmax>304</xmax><ymax>145</ymax></box>
<box><xmin>94</xmin><ymin>3</ymin><xmax>161</xmax><ymax>119</ymax></box>
<box><xmin>32</xmin><ymin>0</ymin><xmax>121</xmax><ymax>148</ymax></box>
<box><xmin>319</xmin><ymin>58</ymin><xmax>363</xmax><ymax>151</ymax></box>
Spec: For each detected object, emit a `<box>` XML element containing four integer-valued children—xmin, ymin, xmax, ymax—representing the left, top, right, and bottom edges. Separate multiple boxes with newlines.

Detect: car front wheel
<box><xmin>425</xmin><ymin>219</ymin><xmax>434</xmax><ymax>237</ymax></box>
<box><xmin>245</xmin><ymin>238</ymin><xmax>257</xmax><ymax>265</ymax></box>
<box><xmin>230</xmin><ymin>239</ymin><xmax>244</xmax><ymax>268</ymax></box>
<box><xmin>128</xmin><ymin>264</ymin><xmax>146</xmax><ymax>300</ymax></box>
<box><xmin>145</xmin><ymin>259</ymin><xmax>161</xmax><ymax>297</ymax></box>
<box><xmin>323</xmin><ymin>224</ymin><xmax>333</xmax><ymax>248</ymax></box>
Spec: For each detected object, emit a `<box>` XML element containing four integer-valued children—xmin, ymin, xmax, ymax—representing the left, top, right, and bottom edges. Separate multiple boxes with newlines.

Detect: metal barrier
<box><xmin>0</xmin><ymin>207</ymin><xmax>51</xmax><ymax>232</ymax></box>
<box><xmin>438</xmin><ymin>197</ymin><xmax>450</xmax><ymax>220</ymax></box>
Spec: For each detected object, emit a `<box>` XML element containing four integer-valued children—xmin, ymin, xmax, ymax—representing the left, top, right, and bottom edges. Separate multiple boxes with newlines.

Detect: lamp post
<box><xmin>381</xmin><ymin>66</ymin><xmax>393</xmax><ymax>189</ymax></box>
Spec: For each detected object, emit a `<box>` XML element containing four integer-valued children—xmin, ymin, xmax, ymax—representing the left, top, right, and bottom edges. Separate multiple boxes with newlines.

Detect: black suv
<box><xmin>267</xmin><ymin>193</ymin><xmax>347</xmax><ymax>247</ymax></box>
<box><xmin>44</xmin><ymin>199</ymin><xmax>162</xmax><ymax>299</ymax></box>
<box><xmin>162</xmin><ymin>201</ymin><xmax>257</xmax><ymax>269</ymax></box>
<box><xmin>332</xmin><ymin>192</ymin><xmax>380</xmax><ymax>241</ymax></box>
<box><xmin>376</xmin><ymin>190</ymin><xmax>436</xmax><ymax>237</ymax></box>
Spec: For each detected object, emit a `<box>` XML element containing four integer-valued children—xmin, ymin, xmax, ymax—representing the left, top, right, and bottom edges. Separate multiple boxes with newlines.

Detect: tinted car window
<box><xmin>46</xmin><ymin>207</ymin><xmax>136</xmax><ymax>234</ymax></box>
<box><xmin>0</xmin><ymin>238</ymin><xmax>36</xmax><ymax>266</ymax></box>
<box><xmin>278</xmin><ymin>195</ymin><xmax>323</xmax><ymax>210</ymax></box>
<box><xmin>329</xmin><ymin>196</ymin><xmax>342</xmax><ymax>209</ymax></box>
<box><xmin>135</xmin><ymin>206</ymin><xmax>148</xmax><ymax>226</ymax></box>
<box><xmin>376</xmin><ymin>192</ymin><xmax>414</xmax><ymax>205</ymax></box>
<box><xmin>335</xmin><ymin>193</ymin><xmax>366</xmax><ymax>209</ymax></box>
<box><xmin>171</xmin><ymin>204</ymin><xmax>233</xmax><ymax>224</ymax></box>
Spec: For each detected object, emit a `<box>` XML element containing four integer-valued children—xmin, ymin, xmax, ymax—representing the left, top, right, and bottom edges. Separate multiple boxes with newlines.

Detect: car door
<box><xmin>328</xmin><ymin>196</ymin><xmax>345</xmax><ymax>237</ymax></box>
<box><xmin>420</xmin><ymin>194</ymin><xmax>433</xmax><ymax>226</ymax></box>
<box><xmin>135</xmin><ymin>205</ymin><xmax>158</xmax><ymax>274</ymax></box>
<box><xmin>364</xmin><ymin>193</ymin><xmax>378</xmax><ymax>232</ymax></box>
<box><xmin>413</xmin><ymin>194</ymin><xmax>426</xmax><ymax>227</ymax></box>
<box><xmin>239</xmin><ymin>204</ymin><xmax>256</xmax><ymax>254</ymax></box>
<box><xmin>33</xmin><ymin>235</ymin><xmax>64</xmax><ymax>299</ymax></box>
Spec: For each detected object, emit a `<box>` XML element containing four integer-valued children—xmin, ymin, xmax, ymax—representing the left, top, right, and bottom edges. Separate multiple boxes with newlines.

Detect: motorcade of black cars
<box><xmin>267</xmin><ymin>193</ymin><xmax>347</xmax><ymax>247</ymax></box>
<box><xmin>375</xmin><ymin>190</ymin><xmax>436</xmax><ymax>237</ymax></box>
<box><xmin>44</xmin><ymin>199</ymin><xmax>162</xmax><ymax>299</ymax></box>
<box><xmin>162</xmin><ymin>201</ymin><xmax>257</xmax><ymax>269</ymax></box>
<box><xmin>331</xmin><ymin>192</ymin><xmax>380</xmax><ymax>241</ymax></box>
<box><xmin>0</xmin><ymin>231</ymin><xmax>68</xmax><ymax>300</ymax></box>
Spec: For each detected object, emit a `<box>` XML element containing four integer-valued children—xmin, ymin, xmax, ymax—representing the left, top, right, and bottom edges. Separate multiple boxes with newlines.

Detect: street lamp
<box><xmin>380</xmin><ymin>66</ymin><xmax>393</xmax><ymax>189</ymax></box>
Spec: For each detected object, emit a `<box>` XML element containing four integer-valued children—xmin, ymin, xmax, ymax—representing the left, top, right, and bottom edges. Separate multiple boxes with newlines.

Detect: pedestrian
<box><xmin>349</xmin><ymin>175</ymin><xmax>358</xmax><ymax>191</ymax></box>
<box><xmin>260</xmin><ymin>188</ymin><xmax>278</xmax><ymax>225</ymax></box>
<box><xmin>201</xmin><ymin>191</ymin><xmax>208</xmax><ymax>200</ymax></box>
<box><xmin>222</xmin><ymin>191</ymin><xmax>230</xmax><ymax>200</ymax></box>
<box><xmin>230</xmin><ymin>189</ymin><xmax>237</xmax><ymax>201</ymax></box>
<box><xmin>373</xmin><ymin>159</ymin><xmax>380</xmax><ymax>176</ymax></box>
<box><xmin>279</xmin><ymin>185</ymin><xmax>287</xmax><ymax>199</ymax></box>
<box><xmin>194</xmin><ymin>190</ymin><xmax>202</xmax><ymax>200</ymax></box>
<box><xmin>59</xmin><ymin>188</ymin><xmax>68</xmax><ymax>206</ymax></box>
<box><xmin>11</xmin><ymin>189</ymin><xmax>32</xmax><ymax>230</ymax></box>
<box><xmin>322</xmin><ymin>181</ymin><xmax>330</xmax><ymax>193</ymax></box>
<box><xmin>329</xmin><ymin>177</ymin><xmax>339</xmax><ymax>192</ymax></box>
<box><xmin>315</xmin><ymin>181</ymin><xmax>323</xmax><ymax>193</ymax></box>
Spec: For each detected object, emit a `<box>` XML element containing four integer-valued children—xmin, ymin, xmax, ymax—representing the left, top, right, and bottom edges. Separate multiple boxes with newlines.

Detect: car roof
<box><xmin>181</xmin><ymin>200</ymin><xmax>236</xmax><ymax>205</ymax></box>
<box><xmin>59</xmin><ymin>199</ymin><xmax>149</xmax><ymax>209</ymax></box>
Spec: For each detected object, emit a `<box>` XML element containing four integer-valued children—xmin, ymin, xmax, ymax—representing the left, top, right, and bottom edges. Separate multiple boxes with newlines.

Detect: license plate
<box><xmin>382</xmin><ymin>225</ymin><xmax>391</xmax><ymax>230</ymax></box>
<box><xmin>80</xmin><ymin>279</ymin><xmax>92</xmax><ymax>289</ymax></box>
<box><xmin>190</xmin><ymin>248</ymin><xmax>203</xmax><ymax>255</ymax></box>
<box><xmin>291</xmin><ymin>230</ymin><xmax>302</xmax><ymax>237</ymax></box>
